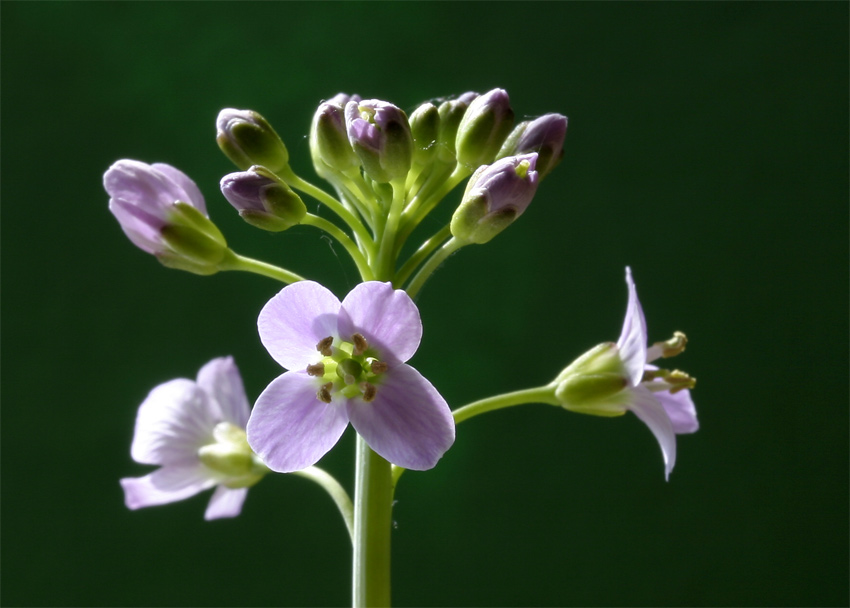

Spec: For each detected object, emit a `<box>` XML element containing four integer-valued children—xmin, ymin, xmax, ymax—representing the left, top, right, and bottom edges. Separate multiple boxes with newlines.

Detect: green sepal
<box><xmin>409</xmin><ymin>102</ymin><xmax>440</xmax><ymax>167</ymax></box>
<box><xmin>160</xmin><ymin>201</ymin><xmax>227</xmax><ymax>265</ymax></box>
<box><xmin>450</xmin><ymin>194</ymin><xmax>517</xmax><ymax>245</ymax></box>
<box><xmin>217</xmin><ymin>111</ymin><xmax>289</xmax><ymax>173</ymax></box>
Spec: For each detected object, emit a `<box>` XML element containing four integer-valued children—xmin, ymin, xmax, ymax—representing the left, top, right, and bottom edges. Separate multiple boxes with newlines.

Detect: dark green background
<box><xmin>3</xmin><ymin>2</ymin><xmax>847</xmax><ymax>606</ymax></box>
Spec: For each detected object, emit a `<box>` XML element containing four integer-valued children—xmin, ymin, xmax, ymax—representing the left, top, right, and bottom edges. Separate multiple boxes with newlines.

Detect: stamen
<box><xmin>352</xmin><ymin>333</ymin><xmax>369</xmax><ymax>356</ymax></box>
<box><xmin>306</xmin><ymin>362</ymin><xmax>325</xmax><ymax>377</ymax></box>
<box><xmin>360</xmin><ymin>381</ymin><xmax>377</xmax><ymax>402</ymax></box>
<box><xmin>316</xmin><ymin>336</ymin><xmax>334</xmax><ymax>356</ymax></box>
<box><xmin>667</xmin><ymin>370</ymin><xmax>697</xmax><ymax>394</ymax></box>
<box><xmin>647</xmin><ymin>331</ymin><xmax>688</xmax><ymax>362</ymax></box>
<box><xmin>370</xmin><ymin>360</ymin><xmax>388</xmax><ymax>374</ymax></box>
<box><xmin>317</xmin><ymin>382</ymin><xmax>334</xmax><ymax>404</ymax></box>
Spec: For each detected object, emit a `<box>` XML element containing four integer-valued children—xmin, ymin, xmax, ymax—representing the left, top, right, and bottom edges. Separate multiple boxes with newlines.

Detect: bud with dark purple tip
<box><xmin>498</xmin><ymin>113</ymin><xmax>567</xmax><ymax>178</ymax></box>
<box><xmin>220</xmin><ymin>166</ymin><xmax>306</xmax><ymax>232</ymax></box>
<box><xmin>216</xmin><ymin>109</ymin><xmax>289</xmax><ymax>173</ymax></box>
<box><xmin>455</xmin><ymin>88</ymin><xmax>515</xmax><ymax>169</ymax></box>
<box><xmin>450</xmin><ymin>153</ymin><xmax>539</xmax><ymax>244</ymax></box>
<box><xmin>310</xmin><ymin>93</ymin><xmax>361</xmax><ymax>176</ymax></box>
<box><xmin>345</xmin><ymin>99</ymin><xmax>413</xmax><ymax>183</ymax></box>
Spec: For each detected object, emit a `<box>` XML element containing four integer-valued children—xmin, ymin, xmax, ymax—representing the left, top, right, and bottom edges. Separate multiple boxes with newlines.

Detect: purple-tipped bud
<box><xmin>216</xmin><ymin>109</ymin><xmax>289</xmax><ymax>173</ymax></box>
<box><xmin>499</xmin><ymin>113</ymin><xmax>567</xmax><ymax>178</ymax></box>
<box><xmin>310</xmin><ymin>93</ymin><xmax>361</xmax><ymax>176</ymax></box>
<box><xmin>220</xmin><ymin>166</ymin><xmax>306</xmax><ymax>232</ymax></box>
<box><xmin>455</xmin><ymin>88</ymin><xmax>515</xmax><ymax>169</ymax></box>
<box><xmin>450</xmin><ymin>153</ymin><xmax>539</xmax><ymax>244</ymax></box>
<box><xmin>436</xmin><ymin>92</ymin><xmax>479</xmax><ymax>162</ymax></box>
<box><xmin>105</xmin><ymin>160</ymin><xmax>226</xmax><ymax>274</ymax></box>
<box><xmin>345</xmin><ymin>99</ymin><xmax>413</xmax><ymax>183</ymax></box>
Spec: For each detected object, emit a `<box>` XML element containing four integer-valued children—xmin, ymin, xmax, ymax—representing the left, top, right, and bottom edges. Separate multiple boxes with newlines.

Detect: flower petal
<box><xmin>347</xmin><ymin>364</ymin><xmax>455</xmax><ymax>470</ymax></box>
<box><xmin>196</xmin><ymin>356</ymin><xmax>250</xmax><ymax>428</ymax></box>
<box><xmin>247</xmin><ymin>372</ymin><xmax>350</xmax><ymax>473</ymax></box>
<box><xmin>130</xmin><ymin>379</ymin><xmax>219</xmax><ymax>466</ymax></box>
<box><xmin>151</xmin><ymin>162</ymin><xmax>207</xmax><ymax>214</ymax></box>
<box><xmin>204</xmin><ymin>485</ymin><xmax>248</xmax><ymax>520</ymax></box>
<box><xmin>655</xmin><ymin>388</ymin><xmax>699</xmax><ymax>434</ymax></box>
<box><xmin>338</xmin><ymin>282</ymin><xmax>422</xmax><ymax>365</ymax></box>
<box><xmin>258</xmin><ymin>281</ymin><xmax>341</xmax><ymax>370</ymax></box>
<box><xmin>104</xmin><ymin>160</ymin><xmax>187</xmax><ymax>213</ymax></box>
<box><xmin>120</xmin><ymin>464</ymin><xmax>217</xmax><ymax>510</ymax></box>
<box><xmin>627</xmin><ymin>386</ymin><xmax>677</xmax><ymax>481</ymax></box>
<box><xmin>616</xmin><ymin>267</ymin><xmax>648</xmax><ymax>387</ymax></box>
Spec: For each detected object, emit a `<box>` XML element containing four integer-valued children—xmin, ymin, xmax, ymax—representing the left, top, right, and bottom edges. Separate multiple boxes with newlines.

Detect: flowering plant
<box><xmin>107</xmin><ymin>88</ymin><xmax>698</xmax><ymax>606</ymax></box>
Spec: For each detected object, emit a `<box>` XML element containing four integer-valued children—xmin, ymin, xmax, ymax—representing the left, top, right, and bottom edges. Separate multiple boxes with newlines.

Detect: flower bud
<box><xmin>498</xmin><ymin>113</ymin><xmax>567</xmax><ymax>178</ymax></box>
<box><xmin>216</xmin><ymin>109</ymin><xmax>289</xmax><ymax>173</ymax></box>
<box><xmin>455</xmin><ymin>88</ymin><xmax>515</xmax><ymax>169</ymax></box>
<box><xmin>408</xmin><ymin>102</ymin><xmax>440</xmax><ymax>167</ymax></box>
<box><xmin>450</xmin><ymin>153</ymin><xmax>539</xmax><ymax>244</ymax></box>
<box><xmin>310</xmin><ymin>93</ymin><xmax>361</xmax><ymax>176</ymax></box>
<box><xmin>220</xmin><ymin>166</ymin><xmax>307</xmax><ymax>232</ymax></box>
<box><xmin>105</xmin><ymin>160</ymin><xmax>226</xmax><ymax>274</ymax></box>
<box><xmin>345</xmin><ymin>99</ymin><xmax>413</xmax><ymax>183</ymax></box>
<box><xmin>436</xmin><ymin>91</ymin><xmax>478</xmax><ymax>163</ymax></box>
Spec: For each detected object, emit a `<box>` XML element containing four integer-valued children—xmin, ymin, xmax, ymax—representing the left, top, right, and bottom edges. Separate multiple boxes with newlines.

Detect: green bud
<box><xmin>553</xmin><ymin>343</ymin><xmax>630</xmax><ymax>416</ymax></box>
<box><xmin>216</xmin><ymin>109</ymin><xmax>289</xmax><ymax>173</ymax></box>
<box><xmin>409</xmin><ymin>102</ymin><xmax>440</xmax><ymax>167</ymax></box>
<box><xmin>455</xmin><ymin>88</ymin><xmax>515</xmax><ymax>169</ymax></box>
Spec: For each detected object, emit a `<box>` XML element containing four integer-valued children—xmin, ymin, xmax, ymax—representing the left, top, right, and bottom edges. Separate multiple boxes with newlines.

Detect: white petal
<box><xmin>130</xmin><ymin>379</ymin><xmax>218</xmax><ymax>466</ymax></box>
<box><xmin>120</xmin><ymin>464</ymin><xmax>217</xmax><ymax>509</ymax></box>
<box><xmin>627</xmin><ymin>386</ymin><xmax>677</xmax><ymax>481</ymax></box>
<box><xmin>616</xmin><ymin>267</ymin><xmax>648</xmax><ymax>387</ymax></box>
<box><xmin>196</xmin><ymin>356</ymin><xmax>250</xmax><ymax>428</ymax></box>
<box><xmin>204</xmin><ymin>486</ymin><xmax>248</xmax><ymax>520</ymax></box>
<box><xmin>258</xmin><ymin>281</ymin><xmax>341</xmax><ymax>370</ymax></box>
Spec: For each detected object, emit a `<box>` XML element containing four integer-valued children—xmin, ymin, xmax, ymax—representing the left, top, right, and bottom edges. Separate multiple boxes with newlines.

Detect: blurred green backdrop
<box><xmin>3</xmin><ymin>2</ymin><xmax>847</xmax><ymax>606</ymax></box>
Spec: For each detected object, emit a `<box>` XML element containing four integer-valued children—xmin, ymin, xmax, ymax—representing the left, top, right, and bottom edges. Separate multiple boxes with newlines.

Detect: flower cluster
<box><xmin>106</xmin><ymin>86</ymin><xmax>697</xmax><ymax>554</ymax></box>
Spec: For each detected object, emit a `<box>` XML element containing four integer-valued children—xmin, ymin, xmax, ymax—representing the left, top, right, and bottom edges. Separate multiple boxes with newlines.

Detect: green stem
<box><xmin>279</xmin><ymin>167</ymin><xmax>376</xmax><ymax>253</ymax></box>
<box><xmin>404</xmin><ymin>236</ymin><xmax>465</xmax><ymax>298</ymax></box>
<box><xmin>302</xmin><ymin>214</ymin><xmax>375</xmax><ymax>281</ymax></box>
<box><xmin>392</xmin><ymin>384</ymin><xmax>560</xmax><ymax>486</ymax></box>
<box><xmin>292</xmin><ymin>466</ymin><xmax>355</xmax><ymax>543</ymax></box>
<box><xmin>394</xmin><ymin>224</ymin><xmax>451</xmax><ymax>287</ymax></box>
<box><xmin>217</xmin><ymin>249</ymin><xmax>305</xmax><ymax>284</ymax></box>
<box><xmin>353</xmin><ymin>437</ymin><xmax>392</xmax><ymax>607</ymax></box>
<box><xmin>374</xmin><ymin>179</ymin><xmax>407</xmax><ymax>281</ymax></box>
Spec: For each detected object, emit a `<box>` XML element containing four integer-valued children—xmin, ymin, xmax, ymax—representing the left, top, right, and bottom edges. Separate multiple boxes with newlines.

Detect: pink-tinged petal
<box><xmin>109</xmin><ymin>198</ymin><xmax>164</xmax><ymax>254</ymax></box>
<box><xmin>617</xmin><ymin>267</ymin><xmax>648</xmax><ymax>387</ymax></box>
<box><xmin>628</xmin><ymin>386</ymin><xmax>677</xmax><ymax>481</ymax></box>
<box><xmin>130</xmin><ymin>379</ymin><xmax>219</xmax><ymax>466</ymax></box>
<box><xmin>120</xmin><ymin>464</ymin><xmax>217</xmax><ymax>509</ymax></box>
<box><xmin>655</xmin><ymin>388</ymin><xmax>699</xmax><ymax>434</ymax></box>
<box><xmin>104</xmin><ymin>160</ymin><xmax>187</xmax><ymax>212</ymax></box>
<box><xmin>196</xmin><ymin>356</ymin><xmax>250</xmax><ymax>428</ymax></box>
<box><xmin>151</xmin><ymin>162</ymin><xmax>207</xmax><ymax>214</ymax></box>
<box><xmin>338</xmin><ymin>282</ymin><xmax>422</xmax><ymax>365</ymax></box>
<box><xmin>258</xmin><ymin>281</ymin><xmax>341</xmax><ymax>370</ymax></box>
<box><xmin>247</xmin><ymin>372</ymin><xmax>350</xmax><ymax>473</ymax></box>
<box><xmin>347</xmin><ymin>364</ymin><xmax>455</xmax><ymax>470</ymax></box>
<box><xmin>204</xmin><ymin>485</ymin><xmax>248</xmax><ymax>520</ymax></box>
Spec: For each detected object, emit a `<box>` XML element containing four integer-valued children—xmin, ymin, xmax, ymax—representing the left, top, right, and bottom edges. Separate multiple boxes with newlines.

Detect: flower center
<box><xmin>306</xmin><ymin>333</ymin><xmax>388</xmax><ymax>403</ymax></box>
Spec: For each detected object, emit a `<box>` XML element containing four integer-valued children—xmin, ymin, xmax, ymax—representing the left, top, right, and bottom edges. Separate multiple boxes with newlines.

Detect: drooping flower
<box><xmin>120</xmin><ymin>357</ymin><xmax>267</xmax><ymax>520</ymax></box>
<box><xmin>104</xmin><ymin>160</ymin><xmax>226</xmax><ymax>274</ymax></box>
<box><xmin>247</xmin><ymin>281</ymin><xmax>455</xmax><ymax>473</ymax></box>
<box><xmin>554</xmin><ymin>268</ymin><xmax>698</xmax><ymax>479</ymax></box>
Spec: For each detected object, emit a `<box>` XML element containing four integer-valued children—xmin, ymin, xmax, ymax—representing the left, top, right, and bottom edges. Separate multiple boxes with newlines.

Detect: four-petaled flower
<box><xmin>120</xmin><ymin>357</ymin><xmax>267</xmax><ymax>520</ymax></box>
<box><xmin>555</xmin><ymin>268</ymin><xmax>698</xmax><ymax>479</ymax></box>
<box><xmin>247</xmin><ymin>281</ymin><xmax>455</xmax><ymax>473</ymax></box>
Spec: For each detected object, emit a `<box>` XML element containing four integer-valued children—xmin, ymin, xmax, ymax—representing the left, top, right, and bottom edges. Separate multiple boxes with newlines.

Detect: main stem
<box><xmin>353</xmin><ymin>435</ymin><xmax>393</xmax><ymax>607</ymax></box>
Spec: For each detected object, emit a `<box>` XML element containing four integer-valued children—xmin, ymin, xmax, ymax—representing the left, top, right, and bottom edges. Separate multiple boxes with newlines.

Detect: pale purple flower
<box><xmin>220</xmin><ymin>166</ymin><xmax>306</xmax><ymax>231</ymax></box>
<box><xmin>105</xmin><ymin>159</ymin><xmax>207</xmax><ymax>256</ymax></box>
<box><xmin>247</xmin><ymin>281</ymin><xmax>455</xmax><ymax>472</ymax></box>
<box><xmin>120</xmin><ymin>357</ymin><xmax>266</xmax><ymax>520</ymax></box>
<box><xmin>555</xmin><ymin>268</ymin><xmax>698</xmax><ymax>479</ymax></box>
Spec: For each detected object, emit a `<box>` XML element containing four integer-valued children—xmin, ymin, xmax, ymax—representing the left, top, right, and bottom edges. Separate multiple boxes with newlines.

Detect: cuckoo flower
<box><xmin>120</xmin><ymin>357</ymin><xmax>267</xmax><ymax>520</ymax></box>
<box><xmin>247</xmin><ymin>281</ymin><xmax>455</xmax><ymax>473</ymax></box>
<box><xmin>554</xmin><ymin>268</ymin><xmax>698</xmax><ymax>479</ymax></box>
